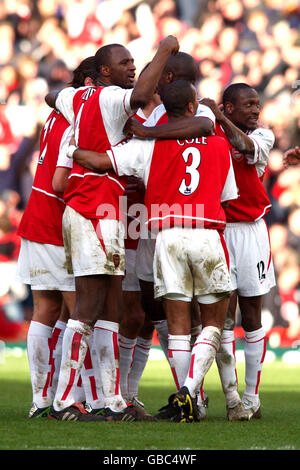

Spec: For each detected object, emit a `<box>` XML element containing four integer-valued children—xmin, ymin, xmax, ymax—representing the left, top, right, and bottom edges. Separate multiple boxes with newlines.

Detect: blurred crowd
<box><xmin>0</xmin><ymin>0</ymin><xmax>299</xmax><ymax>346</ymax></box>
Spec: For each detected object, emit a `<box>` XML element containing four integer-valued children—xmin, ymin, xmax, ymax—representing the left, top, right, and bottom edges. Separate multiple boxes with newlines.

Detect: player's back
<box><xmin>145</xmin><ymin>135</ymin><xmax>234</xmax><ymax>232</ymax></box>
<box><xmin>17</xmin><ymin>110</ymin><xmax>71</xmax><ymax>245</ymax></box>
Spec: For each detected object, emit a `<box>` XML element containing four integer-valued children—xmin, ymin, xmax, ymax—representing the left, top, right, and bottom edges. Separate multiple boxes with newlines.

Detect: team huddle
<box><xmin>16</xmin><ymin>35</ymin><xmax>276</xmax><ymax>423</ymax></box>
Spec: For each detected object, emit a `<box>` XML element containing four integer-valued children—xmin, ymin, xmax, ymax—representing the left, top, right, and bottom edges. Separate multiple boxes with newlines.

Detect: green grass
<box><xmin>1</xmin><ymin>350</ymin><xmax>300</xmax><ymax>451</ymax></box>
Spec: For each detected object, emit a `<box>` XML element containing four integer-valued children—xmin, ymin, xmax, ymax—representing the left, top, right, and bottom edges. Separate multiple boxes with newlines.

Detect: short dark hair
<box><xmin>70</xmin><ymin>56</ymin><xmax>99</xmax><ymax>88</ymax></box>
<box><xmin>222</xmin><ymin>83</ymin><xmax>253</xmax><ymax>106</ymax></box>
<box><xmin>95</xmin><ymin>43</ymin><xmax>124</xmax><ymax>69</ymax></box>
<box><xmin>160</xmin><ymin>80</ymin><xmax>195</xmax><ymax>117</ymax></box>
<box><xmin>164</xmin><ymin>52</ymin><xmax>198</xmax><ymax>84</ymax></box>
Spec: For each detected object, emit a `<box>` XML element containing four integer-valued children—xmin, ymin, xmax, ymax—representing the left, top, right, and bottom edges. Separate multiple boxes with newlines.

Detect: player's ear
<box><xmin>225</xmin><ymin>102</ymin><xmax>234</xmax><ymax>115</ymax></box>
<box><xmin>100</xmin><ymin>64</ymin><xmax>110</xmax><ymax>77</ymax></box>
<box><xmin>84</xmin><ymin>77</ymin><xmax>94</xmax><ymax>86</ymax></box>
<box><xmin>166</xmin><ymin>71</ymin><xmax>174</xmax><ymax>83</ymax></box>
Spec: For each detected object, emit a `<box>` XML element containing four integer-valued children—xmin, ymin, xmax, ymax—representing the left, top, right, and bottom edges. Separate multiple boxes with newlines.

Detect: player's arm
<box><xmin>283</xmin><ymin>146</ymin><xmax>300</xmax><ymax>168</ymax></box>
<box><xmin>200</xmin><ymin>97</ymin><xmax>255</xmax><ymax>155</ymax></box>
<box><xmin>52</xmin><ymin>168</ymin><xmax>71</xmax><ymax>193</ymax></box>
<box><xmin>130</xmin><ymin>35</ymin><xmax>179</xmax><ymax>110</ymax></box>
<box><xmin>70</xmin><ymin>147</ymin><xmax>113</xmax><ymax>172</ymax></box>
<box><xmin>124</xmin><ymin>115</ymin><xmax>213</xmax><ymax>139</ymax></box>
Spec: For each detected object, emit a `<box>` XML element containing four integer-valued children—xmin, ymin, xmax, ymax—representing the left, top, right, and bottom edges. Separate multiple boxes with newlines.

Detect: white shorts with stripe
<box><xmin>62</xmin><ymin>205</ymin><xmax>125</xmax><ymax>277</ymax></box>
<box><xmin>153</xmin><ymin>227</ymin><xmax>232</xmax><ymax>301</ymax></box>
<box><xmin>122</xmin><ymin>248</ymin><xmax>141</xmax><ymax>291</ymax></box>
<box><xmin>135</xmin><ymin>237</ymin><xmax>155</xmax><ymax>283</ymax></box>
<box><xmin>224</xmin><ymin>218</ymin><xmax>276</xmax><ymax>297</ymax></box>
<box><xmin>16</xmin><ymin>238</ymin><xmax>75</xmax><ymax>291</ymax></box>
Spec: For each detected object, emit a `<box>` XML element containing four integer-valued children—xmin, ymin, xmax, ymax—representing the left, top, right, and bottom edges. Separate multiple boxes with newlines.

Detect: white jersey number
<box><xmin>179</xmin><ymin>147</ymin><xmax>201</xmax><ymax>196</ymax></box>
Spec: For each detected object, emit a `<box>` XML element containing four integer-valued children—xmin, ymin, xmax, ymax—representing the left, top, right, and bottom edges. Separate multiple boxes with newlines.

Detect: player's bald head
<box><xmin>163</xmin><ymin>52</ymin><xmax>198</xmax><ymax>85</ymax></box>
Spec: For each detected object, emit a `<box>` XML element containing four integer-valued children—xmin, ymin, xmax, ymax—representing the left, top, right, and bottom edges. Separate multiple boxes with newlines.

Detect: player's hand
<box><xmin>200</xmin><ymin>97</ymin><xmax>223</xmax><ymax>120</ymax></box>
<box><xmin>123</xmin><ymin>118</ymin><xmax>147</xmax><ymax>138</ymax></box>
<box><xmin>159</xmin><ymin>35</ymin><xmax>179</xmax><ymax>56</ymax></box>
<box><xmin>283</xmin><ymin>146</ymin><xmax>300</xmax><ymax>168</ymax></box>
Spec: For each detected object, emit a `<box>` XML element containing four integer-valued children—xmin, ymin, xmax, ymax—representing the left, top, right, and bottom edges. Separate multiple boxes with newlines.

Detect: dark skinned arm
<box><xmin>123</xmin><ymin>116</ymin><xmax>213</xmax><ymax>140</ymax></box>
<box><xmin>72</xmin><ymin>148</ymin><xmax>112</xmax><ymax>172</ymax></box>
<box><xmin>130</xmin><ymin>35</ymin><xmax>179</xmax><ymax>110</ymax></box>
<box><xmin>200</xmin><ymin>98</ymin><xmax>255</xmax><ymax>156</ymax></box>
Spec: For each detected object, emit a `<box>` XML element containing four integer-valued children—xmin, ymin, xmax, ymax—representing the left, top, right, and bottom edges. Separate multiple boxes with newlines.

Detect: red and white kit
<box><xmin>55</xmin><ymin>85</ymin><xmax>135</xmax><ymax>277</ymax></box>
<box><xmin>16</xmin><ymin>109</ymin><xmax>74</xmax><ymax>291</ymax></box>
<box><xmin>134</xmin><ymin>102</ymin><xmax>216</xmax><ymax>283</ymax></box>
<box><xmin>215</xmin><ymin>123</ymin><xmax>276</xmax><ymax>296</ymax></box>
<box><xmin>108</xmin><ymin>134</ymin><xmax>238</xmax><ymax>302</ymax></box>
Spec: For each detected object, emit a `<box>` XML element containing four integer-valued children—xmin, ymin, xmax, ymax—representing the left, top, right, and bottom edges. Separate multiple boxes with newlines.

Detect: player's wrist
<box><xmin>67</xmin><ymin>144</ymin><xmax>78</xmax><ymax>159</ymax></box>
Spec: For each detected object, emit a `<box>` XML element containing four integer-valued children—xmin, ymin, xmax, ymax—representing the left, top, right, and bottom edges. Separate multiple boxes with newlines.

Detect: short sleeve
<box><xmin>55</xmin><ymin>87</ymin><xmax>77</xmax><ymax>125</ymax></box>
<box><xmin>196</xmin><ymin>104</ymin><xmax>216</xmax><ymax>126</ymax></box>
<box><xmin>100</xmin><ymin>86</ymin><xmax>135</xmax><ymax>145</ymax></box>
<box><xmin>56</xmin><ymin>125</ymin><xmax>74</xmax><ymax>169</ymax></box>
<box><xmin>246</xmin><ymin>128</ymin><xmax>275</xmax><ymax>170</ymax></box>
<box><xmin>221</xmin><ymin>153</ymin><xmax>239</xmax><ymax>203</ymax></box>
<box><xmin>107</xmin><ymin>137</ymin><xmax>155</xmax><ymax>185</ymax></box>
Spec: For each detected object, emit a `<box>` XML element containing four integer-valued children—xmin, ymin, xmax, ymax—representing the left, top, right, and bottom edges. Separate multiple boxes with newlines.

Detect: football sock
<box><xmin>168</xmin><ymin>334</ymin><xmax>191</xmax><ymax>390</ymax></box>
<box><xmin>127</xmin><ymin>336</ymin><xmax>152</xmax><ymax>401</ymax></box>
<box><xmin>184</xmin><ymin>326</ymin><xmax>221</xmax><ymax>397</ymax></box>
<box><xmin>93</xmin><ymin>320</ymin><xmax>127</xmax><ymax>412</ymax></box>
<box><xmin>118</xmin><ymin>334</ymin><xmax>137</xmax><ymax>401</ymax></box>
<box><xmin>216</xmin><ymin>329</ymin><xmax>241</xmax><ymax>407</ymax></box>
<box><xmin>27</xmin><ymin>321</ymin><xmax>53</xmax><ymax>408</ymax></box>
<box><xmin>243</xmin><ymin>327</ymin><xmax>266</xmax><ymax>403</ymax></box>
<box><xmin>53</xmin><ymin>319</ymin><xmax>92</xmax><ymax>411</ymax></box>
<box><xmin>154</xmin><ymin>319</ymin><xmax>169</xmax><ymax>359</ymax></box>
<box><xmin>81</xmin><ymin>332</ymin><xmax>104</xmax><ymax>409</ymax></box>
<box><xmin>49</xmin><ymin>320</ymin><xmax>66</xmax><ymax>399</ymax></box>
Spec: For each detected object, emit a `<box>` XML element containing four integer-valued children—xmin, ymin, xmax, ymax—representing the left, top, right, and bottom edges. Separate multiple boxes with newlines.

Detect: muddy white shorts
<box><xmin>16</xmin><ymin>238</ymin><xmax>75</xmax><ymax>291</ymax></box>
<box><xmin>63</xmin><ymin>205</ymin><xmax>125</xmax><ymax>277</ymax></box>
<box><xmin>224</xmin><ymin>218</ymin><xmax>276</xmax><ymax>297</ymax></box>
<box><xmin>122</xmin><ymin>248</ymin><xmax>141</xmax><ymax>292</ymax></box>
<box><xmin>153</xmin><ymin>227</ymin><xmax>232</xmax><ymax>301</ymax></box>
<box><xmin>135</xmin><ymin>236</ymin><xmax>156</xmax><ymax>283</ymax></box>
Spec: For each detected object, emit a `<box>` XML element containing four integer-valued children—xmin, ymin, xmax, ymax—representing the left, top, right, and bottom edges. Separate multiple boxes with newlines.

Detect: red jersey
<box><xmin>109</xmin><ymin>135</ymin><xmax>238</xmax><ymax>233</ymax></box>
<box><xmin>17</xmin><ymin>110</ymin><xmax>72</xmax><ymax>245</ymax></box>
<box><xmin>215</xmin><ymin>123</ymin><xmax>273</xmax><ymax>223</ymax></box>
<box><xmin>57</xmin><ymin>85</ymin><xmax>134</xmax><ymax>221</ymax></box>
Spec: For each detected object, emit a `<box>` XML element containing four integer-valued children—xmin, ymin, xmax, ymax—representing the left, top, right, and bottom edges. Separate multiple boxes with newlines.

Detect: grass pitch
<box><xmin>0</xmin><ymin>347</ymin><xmax>300</xmax><ymax>453</ymax></box>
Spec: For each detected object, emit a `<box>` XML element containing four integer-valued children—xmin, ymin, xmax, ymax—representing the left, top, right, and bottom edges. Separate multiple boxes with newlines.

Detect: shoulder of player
<box><xmin>249</xmin><ymin>127</ymin><xmax>275</xmax><ymax>142</ymax></box>
<box><xmin>144</xmin><ymin>104</ymin><xmax>166</xmax><ymax>126</ymax></box>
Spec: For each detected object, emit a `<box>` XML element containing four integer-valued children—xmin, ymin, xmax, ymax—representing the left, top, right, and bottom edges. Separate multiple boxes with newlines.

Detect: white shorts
<box><xmin>153</xmin><ymin>227</ymin><xmax>232</xmax><ymax>301</ymax></box>
<box><xmin>16</xmin><ymin>238</ymin><xmax>75</xmax><ymax>291</ymax></box>
<box><xmin>122</xmin><ymin>249</ymin><xmax>141</xmax><ymax>292</ymax></box>
<box><xmin>224</xmin><ymin>219</ymin><xmax>276</xmax><ymax>297</ymax></box>
<box><xmin>135</xmin><ymin>237</ymin><xmax>155</xmax><ymax>283</ymax></box>
<box><xmin>63</xmin><ymin>205</ymin><xmax>125</xmax><ymax>277</ymax></box>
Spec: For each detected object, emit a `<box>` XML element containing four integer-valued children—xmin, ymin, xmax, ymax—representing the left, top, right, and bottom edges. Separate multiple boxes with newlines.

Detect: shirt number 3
<box><xmin>179</xmin><ymin>147</ymin><xmax>201</xmax><ymax>196</ymax></box>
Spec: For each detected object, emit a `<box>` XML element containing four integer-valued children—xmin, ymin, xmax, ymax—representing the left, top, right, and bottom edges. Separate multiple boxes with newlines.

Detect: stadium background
<box><xmin>0</xmin><ymin>0</ymin><xmax>299</xmax><ymax>359</ymax></box>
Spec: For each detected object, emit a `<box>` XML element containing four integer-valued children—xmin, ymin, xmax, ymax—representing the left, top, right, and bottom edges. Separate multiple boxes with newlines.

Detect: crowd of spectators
<box><xmin>0</xmin><ymin>0</ymin><xmax>299</xmax><ymax>346</ymax></box>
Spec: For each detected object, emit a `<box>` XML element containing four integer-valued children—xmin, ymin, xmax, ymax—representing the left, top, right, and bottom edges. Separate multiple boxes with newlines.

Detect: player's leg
<box><xmin>234</xmin><ymin>219</ymin><xmax>275</xmax><ymax>419</ymax></box>
<box><xmin>136</xmin><ymin>237</ymin><xmax>169</xmax><ymax>359</ymax></box>
<box><xmin>51</xmin><ymin>274</ymin><xmax>109</xmax><ymax>414</ymax></box>
<box><xmin>127</xmin><ymin>315</ymin><xmax>154</xmax><ymax>417</ymax></box>
<box><xmin>215</xmin><ymin>291</ymin><xmax>248</xmax><ymax>420</ymax></box>
<box><xmin>49</xmin><ymin>207</ymin><xmax>113</xmax><ymax>421</ymax></box>
<box><xmin>119</xmin><ymin>250</ymin><xmax>146</xmax><ymax>402</ymax></box>
<box><xmin>27</xmin><ymin>289</ymin><xmax>63</xmax><ymax>417</ymax></box>
<box><xmin>48</xmin><ymin>296</ymin><xmax>71</xmax><ymax>401</ymax></box>
<box><xmin>239</xmin><ymin>294</ymin><xmax>265</xmax><ymax>419</ymax></box>
<box><xmin>93</xmin><ymin>274</ymin><xmax>127</xmax><ymax>413</ymax></box>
